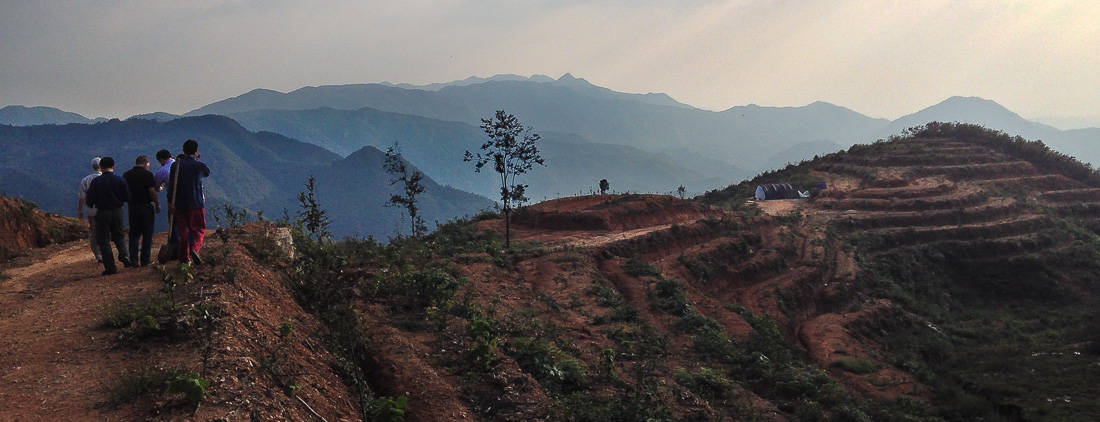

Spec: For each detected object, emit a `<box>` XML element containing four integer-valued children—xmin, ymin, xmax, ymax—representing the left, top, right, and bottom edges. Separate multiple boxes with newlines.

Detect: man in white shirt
<box><xmin>154</xmin><ymin>149</ymin><xmax>177</xmax><ymax>242</ymax></box>
<box><xmin>77</xmin><ymin>157</ymin><xmax>103</xmax><ymax>262</ymax></box>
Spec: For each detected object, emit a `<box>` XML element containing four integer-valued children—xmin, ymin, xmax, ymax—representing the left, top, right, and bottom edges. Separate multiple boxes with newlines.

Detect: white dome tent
<box><xmin>754</xmin><ymin>183</ymin><xmax>805</xmax><ymax>200</ymax></box>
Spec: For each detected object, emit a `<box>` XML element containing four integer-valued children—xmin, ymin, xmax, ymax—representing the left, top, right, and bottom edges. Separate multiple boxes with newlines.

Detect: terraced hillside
<box><xmin>703</xmin><ymin>122</ymin><xmax>1100</xmax><ymax>420</ymax></box>
<box><xmin>260</xmin><ymin>123</ymin><xmax>1096</xmax><ymax>421</ymax></box>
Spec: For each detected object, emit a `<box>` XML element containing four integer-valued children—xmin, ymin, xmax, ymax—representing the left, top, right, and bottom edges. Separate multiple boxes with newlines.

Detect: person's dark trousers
<box><xmin>128</xmin><ymin>203</ymin><xmax>155</xmax><ymax>266</ymax></box>
<box><xmin>95</xmin><ymin>207</ymin><xmax>130</xmax><ymax>273</ymax></box>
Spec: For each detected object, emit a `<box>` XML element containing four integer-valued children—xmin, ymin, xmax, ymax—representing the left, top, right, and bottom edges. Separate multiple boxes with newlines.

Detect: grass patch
<box><xmin>678</xmin><ymin>255</ymin><xmax>715</xmax><ymax>282</ymax></box>
<box><xmin>504</xmin><ymin>336</ymin><xmax>588</xmax><ymax>393</ymax></box>
<box><xmin>607</xmin><ymin>324</ymin><xmax>668</xmax><ymax>362</ymax></box>
<box><xmin>104</xmin><ymin>367</ymin><xmax>209</xmax><ymax>408</ymax></box>
<box><xmin>830</xmin><ymin>357</ymin><xmax>880</xmax><ymax>374</ymax></box>
<box><xmin>593</xmin><ymin>304</ymin><xmax>639</xmax><ymax>324</ymax></box>
<box><xmin>101</xmin><ymin>297</ymin><xmax>172</xmax><ymax>329</ymax></box>
<box><xmin>550</xmin><ymin>253</ymin><xmax>584</xmax><ymax>264</ymax></box>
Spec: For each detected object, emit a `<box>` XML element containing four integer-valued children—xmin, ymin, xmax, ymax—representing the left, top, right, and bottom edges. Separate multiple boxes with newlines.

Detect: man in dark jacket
<box><xmin>167</xmin><ymin>139</ymin><xmax>211</xmax><ymax>264</ymax></box>
<box><xmin>85</xmin><ymin>156</ymin><xmax>132</xmax><ymax>275</ymax></box>
<box><xmin>123</xmin><ymin>155</ymin><xmax>160</xmax><ymax>266</ymax></box>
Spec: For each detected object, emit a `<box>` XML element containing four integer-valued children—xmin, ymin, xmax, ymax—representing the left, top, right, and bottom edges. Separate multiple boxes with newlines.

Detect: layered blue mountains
<box><xmin>2</xmin><ymin>74</ymin><xmax>1097</xmax><ymax>237</ymax></box>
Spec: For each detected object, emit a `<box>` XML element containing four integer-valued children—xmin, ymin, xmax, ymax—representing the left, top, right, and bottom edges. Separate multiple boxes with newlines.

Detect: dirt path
<box><xmin>565</xmin><ymin>223</ymin><xmax>677</xmax><ymax>248</ymax></box>
<box><xmin>0</xmin><ymin>238</ymin><xmax>167</xmax><ymax>420</ymax></box>
<box><xmin>4</xmin><ymin>243</ymin><xmax>88</xmax><ymax>285</ymax></box>
<box><xmin>754</xmin><ymin>199</ymin><xmax>803</xmax><ymax>216</ymax></box>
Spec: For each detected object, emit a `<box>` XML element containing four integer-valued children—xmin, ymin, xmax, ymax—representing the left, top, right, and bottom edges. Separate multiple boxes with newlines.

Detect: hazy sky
<box><xmin>2</xmin><ymin>0</ymin><xmax>1098</xmax><ymax>125</ymax></box>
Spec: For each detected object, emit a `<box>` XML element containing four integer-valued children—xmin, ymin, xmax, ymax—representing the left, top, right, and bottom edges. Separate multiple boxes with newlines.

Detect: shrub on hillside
<box><xmin>622</xmin><ymin>258</ymin><xmax>661</xmax><ymax>278</ymax></box>
<box><xmin>652</xmin><ymin>278</ymin><xmax>689</xmax><ymax>316</ymax></box>
<box><xmin>673</xmin><ymin>367</ymin><xmax>734</xmax><ymax>401</ymax></box>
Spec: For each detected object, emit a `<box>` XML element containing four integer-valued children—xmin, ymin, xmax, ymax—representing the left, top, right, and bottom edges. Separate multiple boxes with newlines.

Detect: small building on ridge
<box><xmin>754</xmin><ymin>183</ymin><xmax>801</xmax><ymax>200</ymax></box>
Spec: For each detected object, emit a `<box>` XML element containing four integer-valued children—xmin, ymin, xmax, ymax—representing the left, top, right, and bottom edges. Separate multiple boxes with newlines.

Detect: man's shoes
<box><xmin>121</xmin><ymin>260</ymin><xmax>135</xmax><ymax>268</ymax></box>
<box><xmin>189</xmin><ymin>251</ymin><xmax>203</xmax><ymax>266</ymax></box>
<box><xmin>101</xmin><ymin>269</ymin><xmax>118</xmax><ymax>276</ymax></box>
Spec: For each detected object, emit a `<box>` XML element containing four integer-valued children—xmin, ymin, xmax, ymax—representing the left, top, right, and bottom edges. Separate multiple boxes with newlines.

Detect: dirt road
<box><xmin>0</xmin><ymin>239</ymin><xmax>165</xmax><ymax>420</ymax></box>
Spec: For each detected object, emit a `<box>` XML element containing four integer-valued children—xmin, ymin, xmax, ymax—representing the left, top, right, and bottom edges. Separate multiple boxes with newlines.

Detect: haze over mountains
<box><xmin>186</xmin><ymin>74</ymin><xmax>1100</xmax><ymax>170</ymax></box>
<box><xmin>223</xmin><ymin>106</ymin><xmax>732</xmax><ymax>201</ymax></box>
<box><xmin>2</xmin><ymin>73</ymin><xmax>1098</xmax><ymax>237</ymax></box>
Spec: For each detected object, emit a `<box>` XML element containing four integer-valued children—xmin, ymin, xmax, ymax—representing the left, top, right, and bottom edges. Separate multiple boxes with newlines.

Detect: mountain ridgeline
<box><xmin>0</xmin><ymin>105</ymin><xmax>105</xmax><ymax>126</ymax></box>
<box><xmin>181</xmin><ymin>75</ymin><xmax>1100</xmax><ymax>173</ymax></box>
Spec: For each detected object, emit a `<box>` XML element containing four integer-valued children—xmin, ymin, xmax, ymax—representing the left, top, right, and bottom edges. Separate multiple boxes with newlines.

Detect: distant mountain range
<box><xmin>0</xmin><ymin>105</ymin><xmax>106</xmax><ymax>126</ymax></box>
<box><xmin>179</xmin><ymin>75</ymin><xmax>1098</xmax><ymax>171</ymax></box>
<box><xmin>0</xmin><ymin>116</ymin><xmax>491</xmax><ymax>238</ymax></box>
<box><xmin>379</xmin><ymin>73</ymin><xmax>556</xmax><ymax>91</ymax></box>
<box><xmin>183</xmin><ymin>75</ymin><xmax>887</xmax><ymax>173</ymax></box>
<box><xmin>8</xmin><ymin>77</ymin><xmax>1097</xmax><ymax>173</ymax></box>
<box><xmin>3</xmin><ymin>74</ymin><xmax>1098</xmax><ymax>238</ymax></box>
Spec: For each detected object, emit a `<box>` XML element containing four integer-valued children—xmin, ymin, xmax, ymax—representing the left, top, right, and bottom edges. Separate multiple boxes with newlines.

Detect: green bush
<box><xmin>505</xmin><ymin>337</ymin><xmax>588</xmax><ymax>392</ymax></box>
<box><xmin>622</xmin><ymin>258</ymin><xmax>661</xmax><ymax>278</ymax></box>
<box><xmin>468</xmin><ymin>315</ymin><xmax>499</xmax><ymax>371</ymax></box>
<box><xmin>588</xmin><ymin>280</ymin><xmax>623</xmax><ymax>307</ymax></box>
<box><xmin>691</xmin><ymin>328</ymin><xmax>737</xmax><ymax>361</ymax></box>
<box><xmin>368</xmin><ymin>395</ymin><xmax>408</xmax><ymax>422</ymax></box>
<box><xmin>165</xmin><ymin>372</ymin><xmax>210</xmax><ymax>405</ymax></box>
<box><xmin>375</xmin><ymin>267</ymin><xmax>462</xmax><ymax>313</ymax></box>
<box><xmin>652</xmin><ymin>278</ymin><xmax>689</xmax><ymax>316</ymax></box>
<box><xmin>678</xmin><ymin>255</ymin><xmax>715</xmax><ymax>282</ymax></box>
<box><xmin>607</xmin><ymin>324</ymin><xmax>668</xmax><ymax>362</ymax></box>
<box><xmin>674</xmin><ymin>310</ymin><xmax>723</xmax><ymax>335</ymax></box>
<box><xmin>673</xmin><ymin>367</ymin><xmax>734</xmax><ymax>400</ymax></box>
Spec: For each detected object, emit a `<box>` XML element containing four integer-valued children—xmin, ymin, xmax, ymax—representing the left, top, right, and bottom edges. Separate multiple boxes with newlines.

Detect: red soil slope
<box><xmin>0</xmin><ymin>226</ymin><xmax>359</xmax><ymax>420</ymax></box>
<box><xmin>0</xmin><ymin>196</ymin><xmax>85</xmax><ymax>262</ymax></box>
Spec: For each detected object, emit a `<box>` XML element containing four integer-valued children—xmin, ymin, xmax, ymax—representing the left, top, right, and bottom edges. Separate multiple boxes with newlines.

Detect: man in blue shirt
<box><xmin>167</xmin><ymin>139</ymin><xmax>211</xmax><ymax>264</ymax></box>
<box><xmin>85</xmin><ymin>156</ymin><xmax>132</xmax><ymax>275</ymax></box>
<box><xmin>154</xmin><ymin>149</ymin><xmax>175</xmax><ymax>190</ymax></box>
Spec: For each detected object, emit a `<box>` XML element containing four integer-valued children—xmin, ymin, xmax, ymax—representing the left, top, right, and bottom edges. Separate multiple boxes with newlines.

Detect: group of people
<box><xmin>77</xmin><ymin>139</ymin><xmax>211</xmax><ymax>275</ymax></box>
